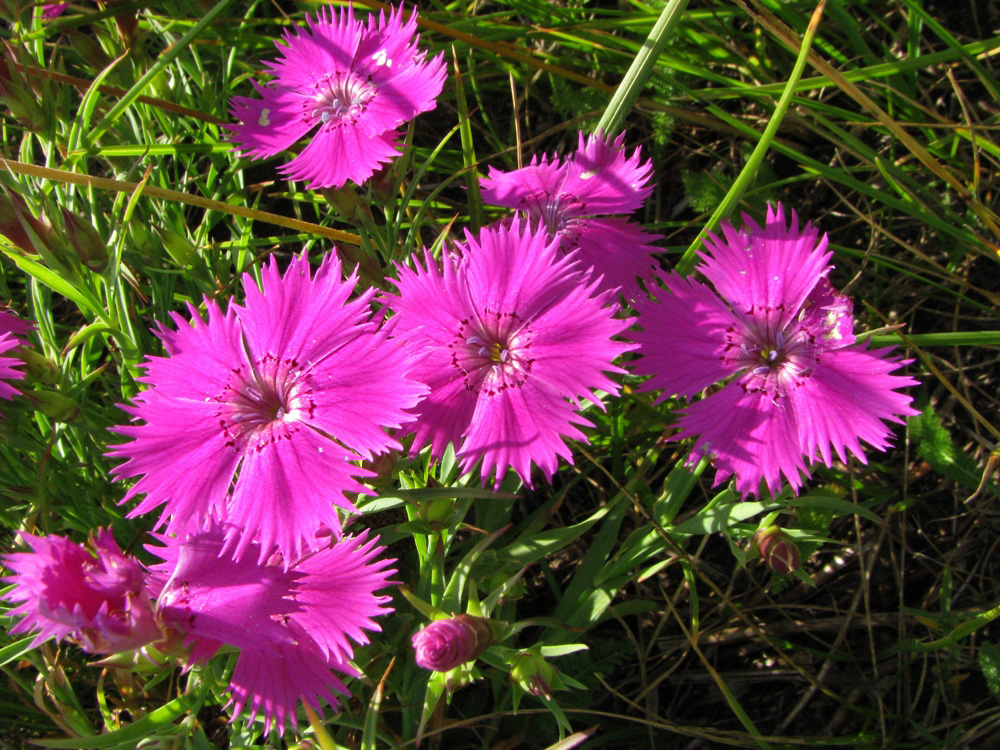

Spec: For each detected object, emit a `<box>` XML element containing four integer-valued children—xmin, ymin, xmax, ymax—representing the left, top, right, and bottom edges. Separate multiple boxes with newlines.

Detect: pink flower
<box><xmin>3</xmin><ymin>526</ymin><xmax>395</xmax><ymax>736</ymax></box>
<box><xmin>0</xmin><ymin>308</ymin><xmax>31</xmax><ymax>408</ymax></box>
<box><xmin>387</xmin><ymin>220</ymin><xmax>632</xmax><ymax>488</ymax></box>
<box><xmin>629</xmin><ymin>204</ymin><xmax>918</xmax><ymax>498</ymax></box>
<box><xmin>2</xmin><ymin>529</ymin><xmax>161</xmax><ymax>654</ymax></box>
<box><xmin>412</xmin><ymin>615</ymin><xmax>493</xmax><ymax>671</ymax></box>
<box><xmin>41</xmin><ymin>3</ymin><xmax>70</xmax><ymax>19</ymax></box>
<box><xmin>479</xmin><ymin>131</ymin><xmax>660</xmax><ymax>299</ymax></box>
<box><xmin>108</xmin><ymin>253</ymin><xmax>427</xmax><ymax>562</ymax></box>
<box><xmin>148</xmin><ymin>529</ymin><xmax>394</xmax><ymax>735</ymax></box>
<box><xmin>228</xmin><ymin>5</ymin><xmax>445</xmax><ymax>190</ymax></box>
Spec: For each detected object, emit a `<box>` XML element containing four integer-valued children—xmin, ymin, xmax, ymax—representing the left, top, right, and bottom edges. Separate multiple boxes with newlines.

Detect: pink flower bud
<box><xmin>0</xmin><ymin>191</ymin><xmax>50</xmax><ymax>254</ymax></box>
<box><xmin>411</xmin><ymin>614</ymin><xmax>493</xmax><ymax>671</ymax></box>
<box><xmin>754</xmin><ymin>526</ymin><xmax>801</xmax><ymax>575</ymax></box>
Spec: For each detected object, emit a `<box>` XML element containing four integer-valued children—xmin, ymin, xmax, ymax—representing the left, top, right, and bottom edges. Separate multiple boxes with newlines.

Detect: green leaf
<box><xmin>980</xmin><ymin>642</ymin><xmax>1000</xmax><ymax>702</ymax></box>
<box><xmin>415</xmin><ymin>672</ymin><xmax>446</xmax><ymax>747</ymax></box>
<box><xmin>503</xmin><ymin>495</ymin><xmax>621</xmax><ymax>565</ymax></box>
<box><xmin>909</xmin><ymin>403</ymin><xmax>987</xmax><ymax>492</ymax></box>
<box><xmin>670</xmin><ymin>496</ymin><xmax>777</xmax><ymax>536</ymax></box>
<box><xmin>33</xmin><ymin>686</ymin><xmax>207</xmax><ymax>748</ymax></box>
<box><xmin>0</xmin><ymin>636</ymin><xmax>37</xmax><ymax>668</ymax></box>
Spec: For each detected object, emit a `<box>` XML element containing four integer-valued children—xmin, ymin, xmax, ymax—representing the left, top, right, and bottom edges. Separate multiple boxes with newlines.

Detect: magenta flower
<box><xmin>412</xmin><ymin>615</ymin><xmax>494</xmax><ymax>671</ymax></box>
<box><xmin>228</xmin><ymin>5</ymin><xmax>445</xmax><ymax>190</ymax></box>
<box><xmin>2</xmin><ymin>529</ymin><xmax>161</xmax><ymax>654</ymax></box>
<box><xmin>4</xmin><ymin>526</ymin><xmax>394</xmax><ymax>736</ymax></box>
<box><xmin>629</xmin><ymin>204</ymin><xmax>918</xmax><ymax>498</ymax></box>
<box><xmin>479</xmin><ymin>131</ymin><xmax>660</xmax><ymax>299</ymax></box>
<box><xmin>148</xmin><ymin>529</ymin><xmax>394</xmax><ymax>735</ymax></box>
<box><xmin>108</xmin><ymin>253</ymin><xmax>426</xmax><ymax>562</ymax></box>
<box><xmin>0</xmin><ymin>308</ymin><xmax>31</xmax><ymax>408</ymax></box>
<box><xmin>388</xmin><ymin>221</ymin><xmax>632</xmax><ymax>488</ymax></box>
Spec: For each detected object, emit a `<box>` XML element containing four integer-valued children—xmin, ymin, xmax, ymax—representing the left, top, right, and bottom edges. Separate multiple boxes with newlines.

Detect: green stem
<box><xmin>596</xmin><ymin>0</ymin><xmax>691</xmax><ymax>136</ymax></box>
<box><xmin>675</xmin><ymin>0</ymin><xmax>828</xmax><ymax>275</ymax></box>
<box><xmin>867</xmin><ymin>331</ymin><xmax>1000</xmax><ymax>347</ymax></box>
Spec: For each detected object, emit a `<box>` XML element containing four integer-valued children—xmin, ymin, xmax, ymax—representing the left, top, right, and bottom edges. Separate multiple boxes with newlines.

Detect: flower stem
<box><xmin>676</xmin><ymin>0</ymin><xmax>829</xmax><ymax>275</ymax></box>
<box><xmin>596</xmin><ymin>0</ymin><xmax>690</xmax><ymax>137</ymax></box>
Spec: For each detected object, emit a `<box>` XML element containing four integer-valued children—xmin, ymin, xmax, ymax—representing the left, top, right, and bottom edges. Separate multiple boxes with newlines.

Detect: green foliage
<box><xmin>980</xmin><ymin>642</ymin><xmax>1000</xmax><ymax>703</ymax></box>
<box><xmin>0</xmin><ymin>0</ymin><xmax>996</xmax><ymax>746</ymax></box>
<box><xmin>909</xmin><ymin>403</ymin><xmax>993</xmax><ymax>494</ymax></box>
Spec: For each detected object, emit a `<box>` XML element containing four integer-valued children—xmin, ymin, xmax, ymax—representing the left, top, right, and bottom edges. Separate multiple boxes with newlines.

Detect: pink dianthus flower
<box><xmin>3</xmin><ymin>526</ymin><xmax>395</xmax><ymax>737</ymax></box>
<box><xmin>388</xmin><ymin>220</ymin><xmax>632</xmax><ymax>488</ymax></box>
<box><xmin>0</xmin><ymin>308</ymin><xmax>31</xmax><ymax>408</ymax></box>
<box><xmin>148</xmin><ymin>528</ymin><xmax>394</xmax><ymax>735</ymax></box>
<box><xmin>108</xmin><ymin>253</ymin><xmax>426</xmax><ymax>562</ymax></box>
<box><xmin>2</xmin><ymin>529</ymin><xmax>160</xmax><ymax>654</ymax></box>
<box><xmin>228</xmin><ymin>5</ymin><xmax>446</xmax><ymax>190</ymax></box>
<box><xmin>480</xmin><ymin>131</ymin><xmax>660</xmax><ymax>299</ymax></box>
<box><xmin>629</xmin><ymin>204</ymin><xmax>918</xmax><ymax>498</ymax></box>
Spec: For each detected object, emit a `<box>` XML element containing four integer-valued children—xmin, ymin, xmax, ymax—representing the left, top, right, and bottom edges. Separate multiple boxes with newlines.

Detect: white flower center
<box><xmin>311</xmin><ymin>72</ymin><xmax>376</xmax><ymax>126</ymax></box>
<box><xmin>451</xmin><ymin>310</ymin><xmax>535</xmax><ymax>396</ymax></box>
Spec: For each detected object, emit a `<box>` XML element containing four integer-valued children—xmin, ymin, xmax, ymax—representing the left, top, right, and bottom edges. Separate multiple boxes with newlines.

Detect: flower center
<box><xmin>310</xmin><ymin>72</ymin><xmax>376</xmax><ymax>126</ymax></box>
<box><xmin>215</xmin><ymin>354</ymin><xmax>315</xmax><ymax>451</ymax></box>
<box><xmin>527</xmin><ymin>193</ymin><xmax>585</xmax><ymax>237</ymax></box>
<box><xmin>450</xmin><ymin>310</ymin><xmax>534</xmax><ymax>396</ymax></box>
<box><xmin>723</xmin><ymin>305</ymin><xmax>815</xmax><ymax>397</ymax></box>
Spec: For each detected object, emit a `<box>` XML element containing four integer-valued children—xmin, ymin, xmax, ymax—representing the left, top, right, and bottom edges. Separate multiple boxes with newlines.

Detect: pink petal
<box><xmin>630</xmin><ymin>273</ymin><xmax>741</xmax><ymax>399</ymax></box>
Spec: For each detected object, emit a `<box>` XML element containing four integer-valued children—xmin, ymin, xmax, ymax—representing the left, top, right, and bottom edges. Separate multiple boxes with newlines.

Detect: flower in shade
<box><xmin>0</xmin><ymin>308</ymin><xmax>31</xmax><ymax>409</ymax></box>
<box><xmin>412</xmin><ymin>614</ymin><xmax>494</xmax><ymax>671</ymax></box>
<box><xmin>228</xmin><ymin>4</ymin><xmax>446</xmax><ymax>190</ymax></box>
<box><xmin>2</xmin><ymin>529</ymin><xmax>161</xmax><ymax>654</ymax></box>
<box><xmin>388</xmin><ymin>220</ymin><xmax>632</xmax><ymax>488</ymax></box>
<box><xmin>479</xmin><ymin>131</ymin><xmax>660</xmax><ymax>299</ymax></box>
<box><xmin>108</xmin><ymin>253</ymin><xmax>426</xmax><ymax>562</ymax></box>
<box><xmin>629</xmin><ymin>204</ymin><xmax>918</xmax><ymax>498</ymax></box>
<box><xmin>148</xmin><ymin>528</ymin><xmax>394</xmax><ymax>735</ymax></box>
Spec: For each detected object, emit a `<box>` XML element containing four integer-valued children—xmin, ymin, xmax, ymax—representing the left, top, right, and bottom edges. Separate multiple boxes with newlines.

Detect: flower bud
<box><xmin>411</xmin><ymin>614</ymin><xmax>494</xmax><ymax>671</ymax></box>
<box><xmin>0</xmin><ymin>191</ymin><xmax>51</xmax><ymax>254</ymax></box>
<box><xmin>321</xmin><ymin>186</ymin><xmax>373</xmax><ymax>227</ymax></box>
<box><xmin>60</xmin><ymin>29</ymin><xmax>113</xmax><ymax>71</ymax></box>
<box><xmin>18</xmin><ymin>347</ymin><xmax>58</xmax><ymax>384</ymax></box>
<box><xmin>362</xmin><ymin>450</ymin><xmax>398</xmax><ymax>488</ymax></box>
<box><xmin>369</xmin><ymin>162</ymin><xmax>396</xmax><ymax>205</ymax></box>
<box><xmin>0</xmin><ymin>45</ymin><xmax>44</xmax><ymax>132</ymax></box>
<box><xmin>60</xmin><ymin>208</ymin><xmax>109</xmax><ymax>272</ymax></box>
<box><xmin>155</xmin><ymin>226</ymin><xmax>198</xmax><ymax>268</ymax></box>
<box><xmin>27</xmin><ymin>388</ymin><xmax>80</xmax><ymax>423</ymax></box>
<box><xmin>417</xmin><ymin>495</ymin><xmax>455</xmax><ymax>526</ymax></box>
<box><xmin>754</xmin><ymin>526</ymin><xmax>801</xmax><ymax>575</ymax></box>
<box><xmin>510</xmin><ymin>650</ymin><xmax>558</xmax><ymax>699</ymax></box>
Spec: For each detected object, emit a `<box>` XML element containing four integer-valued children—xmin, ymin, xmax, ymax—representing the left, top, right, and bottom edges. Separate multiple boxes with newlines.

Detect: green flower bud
<box><xmin>510</xmin><ymin>649</ymin><xmax>558</xmax><ymax>699</ymax></box>
<box><xmin>28</xmin><ymin>388</ymin><xmax>80</xmax><ymax>423</ymax></box>
<box><xmin>321</xmin><ymin>186</ymin><xmax>373</xmax><ymax>226</ymax></box>
<box><xmin>60</xmin><ymin>208</ymin><xmax>109</xmax><ymax>272</ymax></box>
<box><xmin>0</xmin><ymin>44</ymin><xmax>44</xmax><ymax>132</ymax></box>
<box><xmin>18</xmin><ymin>347</ymin><xmax>58</xmax><ymax>385</ymax></box>
<box><xmin>155</xmin><ymin>226</ymin><xmax>198</xmax><ymax>269</ymax></box>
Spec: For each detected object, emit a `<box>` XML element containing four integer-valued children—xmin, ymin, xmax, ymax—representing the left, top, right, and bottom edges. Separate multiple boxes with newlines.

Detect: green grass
<box><xmin>1</xmin><ymin>0</ymin><xmax>999</xmax><ymax>747</ymax></box>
